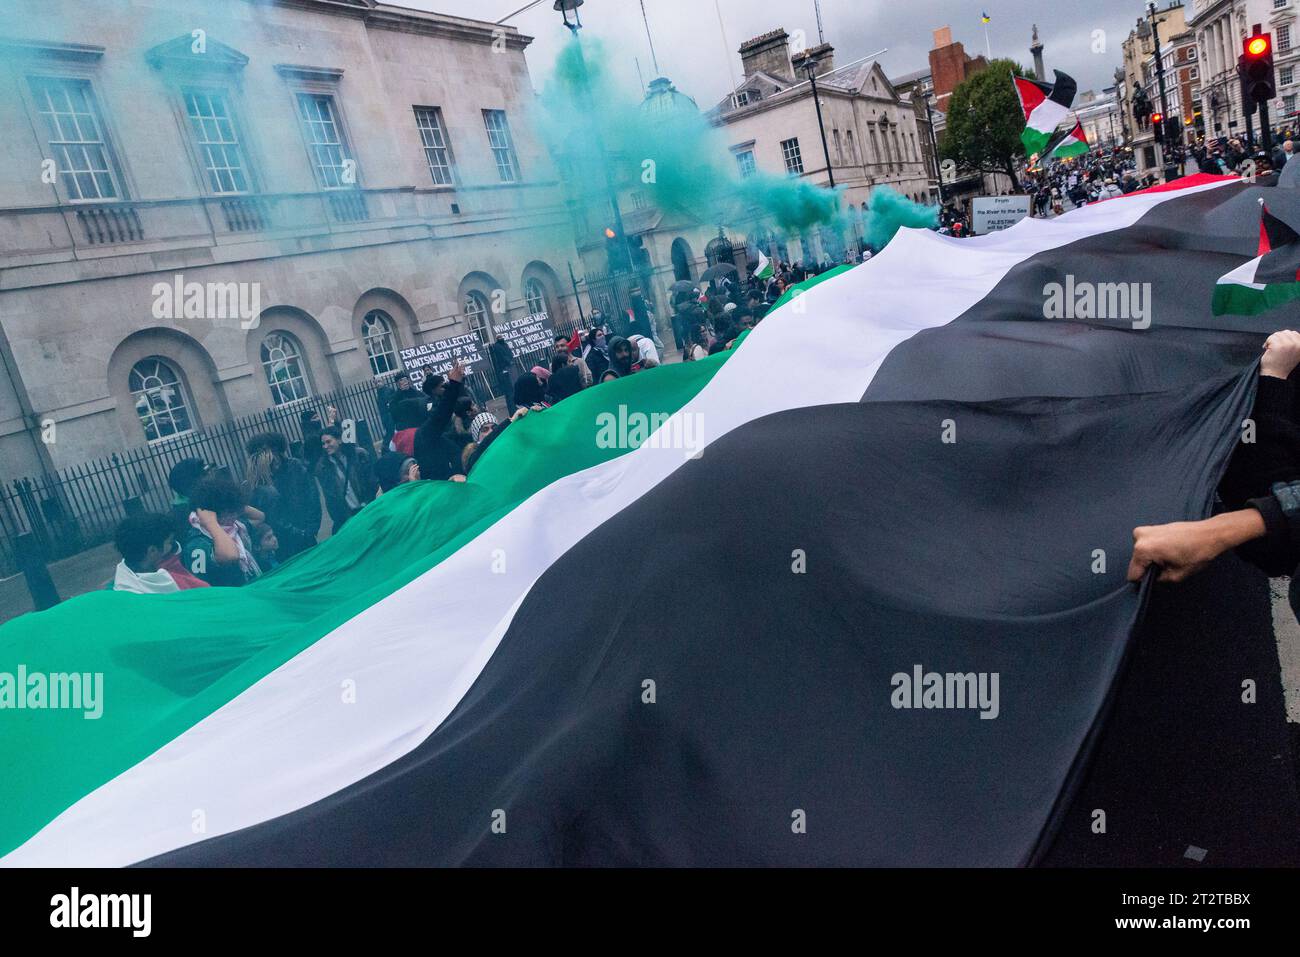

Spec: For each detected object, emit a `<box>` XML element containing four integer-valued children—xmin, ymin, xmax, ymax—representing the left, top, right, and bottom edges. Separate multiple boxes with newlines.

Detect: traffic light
<box><xmin>604</xmin><ymin>227</ymin><xmax>631</xmax><ymax>274</ymax></box>
<box><xmin>1238</xmin><ymin>54</ymin><xmax>1258</xmax><ymax>116</ymax></box>
<box><xmin>1150</xmin><ymin>111</ymin><xmax>1164</xmax><ymax>144</ymax></box>
<box><xmin>1163</xmin><ymin>115</ymin><xmax>1181</xmax><ymax>145</ymax></box>
<box><xmin>1242</xmin><ymin>32</ymin><xmax>1276</xmax><ymax>107</ymax></box>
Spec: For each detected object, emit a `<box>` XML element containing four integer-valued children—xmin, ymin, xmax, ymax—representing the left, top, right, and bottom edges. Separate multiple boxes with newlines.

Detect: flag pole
<box><xmin>984</xmin><ymin>22</ymin><xmax>991</xmax><ymax>59</ymax></box>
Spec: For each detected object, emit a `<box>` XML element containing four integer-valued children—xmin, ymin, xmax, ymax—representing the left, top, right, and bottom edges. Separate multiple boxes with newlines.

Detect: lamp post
<box><xmin>923</xmin><ymin>91</ymin><xmax>944</xmax><ymax>202</ymax></box>
<box><xmin>1137</xmin><ymin>2</ymin><xmax>1179</xmax><ymax>182</ymax></box>
<box><xmin>801</xmin><ymin>54</ymin><xmax>836</xmax><ymax>188</ymax></box>
<box><xmin>554</xmin><ymin>0</ymin><xmax>583</xmax><ymax>32</ymax></box>
<box><xmin>555</xmin><ymin>1</ymin><xmax>641</xmax><ymax>303</ymax></box>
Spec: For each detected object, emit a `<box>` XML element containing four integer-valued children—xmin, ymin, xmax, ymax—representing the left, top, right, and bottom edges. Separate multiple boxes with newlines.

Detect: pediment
<box><xmin>145</xmin><ymin>34</ymin><xmax>250</xmax><ymax>74</ymax></box>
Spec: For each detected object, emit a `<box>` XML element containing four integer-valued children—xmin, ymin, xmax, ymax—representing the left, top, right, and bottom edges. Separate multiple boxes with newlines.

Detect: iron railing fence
<box><xmin>0</xmin><ymin>378</ymin><xmax>387</xmax><ymax>577</ymax></box>
<box><xmin>0</xmin><ymin>336</ymin><xmax>584</xmax><ymax>578</ymax></box>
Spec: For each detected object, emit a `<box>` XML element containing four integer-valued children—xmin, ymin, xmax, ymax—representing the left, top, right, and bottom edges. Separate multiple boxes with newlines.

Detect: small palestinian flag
<box><xmin>754</xmin><ymin>250</ymin><xmax>774</xmax><ymax>280</ymax></box>
<box><xmin>1014</xmin><ymin>70</ymin><xmax>1077</xmax><ymax>157</ymax></box>
<box><xmin>1213</xmin><ymin>200</ymin><xmax>1300</xmax><ymax>315</ymax></box>
<box><xmin>1047</xmin><ymin>118</ymin><xmax>1089</xmax><ymax>159</ymax></box>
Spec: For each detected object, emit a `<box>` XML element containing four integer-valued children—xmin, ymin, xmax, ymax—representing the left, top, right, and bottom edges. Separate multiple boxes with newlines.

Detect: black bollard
<box><xmin>15</xmin><ymin>532</ymin><xmax>60</xmax><ymax>611</ymax></box>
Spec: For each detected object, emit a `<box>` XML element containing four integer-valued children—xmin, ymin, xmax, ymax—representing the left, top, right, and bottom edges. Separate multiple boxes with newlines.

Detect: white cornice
<box><xmin>0</xmin><ymin>38</ymin><xmax>105</xmax><ymax>62</ymax></box>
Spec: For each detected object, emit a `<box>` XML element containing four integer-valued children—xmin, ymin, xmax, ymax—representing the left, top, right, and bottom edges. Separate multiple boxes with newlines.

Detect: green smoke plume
<box><xmin>536</xmin><ymin>33</ymin><xmax>842</xmax><ymax>236</ymax></box>
<box><xmin>863</xmin><ymin>185</ymin><xmax>939</xmax><ymax>249</ymax></box>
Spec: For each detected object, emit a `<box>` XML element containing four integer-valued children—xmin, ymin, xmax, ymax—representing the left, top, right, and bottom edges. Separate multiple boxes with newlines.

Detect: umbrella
<box><xmin>669</xmin><ymin>280</ymin><xmax>697</xmax><ymax>295</ymax></box>
<box><xmin>700</xmin><ymin>263</ymin><xmax>738</xmax><ymax>283</ymax></box>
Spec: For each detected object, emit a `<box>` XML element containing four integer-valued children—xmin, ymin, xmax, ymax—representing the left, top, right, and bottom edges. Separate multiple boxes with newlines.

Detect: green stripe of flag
<box><xmin>1052</xmin><ymin>139</ymin><xmax>1089</xmax><ymax>159</ymax></box>
<box><xmin>1021</xmin><ymin>127</ymin><xmax>1053</xmax><ymax>157</ymax></box>
<box><xmin>1212</xmin><ymin>278</ymin><xmax>1300</xmax><ymax>315</ymax></box>
<box><xmin>0</xmin><ymin>267</ymin><xmax>847</xmax><ymax>858</ymax></box>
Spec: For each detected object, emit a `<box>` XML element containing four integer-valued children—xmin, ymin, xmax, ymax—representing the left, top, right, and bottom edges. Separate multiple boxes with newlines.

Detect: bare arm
<box><xmin>1127</xmin><ymin>509</ymin><xmax>1267</xmax><ymax>584</ymax></box>
<box><xmin>197</xmin><ymin>509</ymin><xmax>242</xmax><ymax>564</ymax></box>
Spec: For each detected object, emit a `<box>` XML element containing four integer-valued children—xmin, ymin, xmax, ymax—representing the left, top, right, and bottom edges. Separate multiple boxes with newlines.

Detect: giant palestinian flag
<box><xmin>1015</xmin><ymin>70</ymin><xmax>1079</xmax><ymax>157</ymax></box>
<box><xmin>3</xmin><ymin>173</ymin><xmax>1299</xmax><ymax>867</ymax></box>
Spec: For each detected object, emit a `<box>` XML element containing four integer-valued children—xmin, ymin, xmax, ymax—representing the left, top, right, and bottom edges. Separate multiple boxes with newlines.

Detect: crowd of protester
<box><xmin>109</xmin><ymin>270</ymin><xmax>800</xmax><ymax>595</ymax></box>
<box><xmin>1010</xmin><ymin>127</ymin><xmax>1300</xmax><ymax>227</ymax></box>
<box><xmin>109</xmin><ymin>126</ymin><xmax>1300</xmax><ymax>596</ymax></box>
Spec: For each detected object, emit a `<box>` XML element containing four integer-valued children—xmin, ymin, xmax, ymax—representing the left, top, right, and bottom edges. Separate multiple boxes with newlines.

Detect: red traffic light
<box><xmin>1150</xmin><ymin>111</ymin><xmax>1163</xmax><ymax>124</ymax></box>
<box><xmin>604</xmin><ymin>227</ymin><xmax>616</xmax><ymax>238</ymax></box>
<box><xmin>1246</xmin><ymin>34</ymin><xmax>1270</xmax><ymax>57</ymax></box>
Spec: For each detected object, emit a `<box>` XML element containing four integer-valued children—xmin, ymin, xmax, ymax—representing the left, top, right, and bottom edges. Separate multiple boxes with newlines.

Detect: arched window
<box><xmin>523</xmin><ymin>278</ymin><xmax>548</xmax><ymax>319</ymax></box>
<box><xmin>129</xmin><ymin>357</ymin><xmax>194</xmax><ymax>442</ymax></box>
<box><xmin>464</xmin><ymin>290</ymin><xmax>491</xmax><ymax>342</ymax></box>
<box><xmin>361</xmin><ymin>309</ymin><xmax>399</xmax><ymax>377</ymax></box>
<box><xmin>260</xmin><ymin>332</ymin><xmax>311</xmax><ymax>405</ymax></box>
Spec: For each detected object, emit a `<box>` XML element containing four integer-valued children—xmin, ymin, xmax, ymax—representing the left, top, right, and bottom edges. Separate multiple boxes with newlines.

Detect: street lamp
<box><xmin>923</xmin><ymin>91</ymin><xmax>944</xmax><ymax>202</ymax></box>
<box><xmin>553</xmin><ymin>0</ymin><xmax>583</xmax><ymax>33</ymax></box>
<box><xmin>800</xmin><ymin>53</ymin><xmax>836</xmax><ymax>189</ymax></box>
<box><xmin>1136</xmin><ymin>1</ymin><xmax>1180</xmax><ymax>181</ymax></box>
<box><xmin>554</xmin><ymin>1</ymin><xmax>645</xmax><ymax>318</ymax></box>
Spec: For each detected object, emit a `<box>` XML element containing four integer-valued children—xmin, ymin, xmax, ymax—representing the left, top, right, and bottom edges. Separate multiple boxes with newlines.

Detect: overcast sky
<box><xmin>400</xmin><ymin>0</ymin><xmax>1151</xmax><ymax>104</ymax></box>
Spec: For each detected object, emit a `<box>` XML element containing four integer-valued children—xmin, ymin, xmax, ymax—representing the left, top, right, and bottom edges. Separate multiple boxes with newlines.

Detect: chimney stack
<box><xmin>739</xmin><ymin>29</ymin><xmax>794</xmax><ymax>82</ymax></box>
<box><xmin>792</xmin><ymin>42</ymin><xmax>835</xmax><ymax>76</ymax></box>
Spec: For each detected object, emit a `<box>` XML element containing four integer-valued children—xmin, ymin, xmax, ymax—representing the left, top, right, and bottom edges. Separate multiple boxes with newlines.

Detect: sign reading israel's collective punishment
<box><xmin>399</xmin><ymin>333</ymin><xmax>487</xmax><ymax>385</ymax></box>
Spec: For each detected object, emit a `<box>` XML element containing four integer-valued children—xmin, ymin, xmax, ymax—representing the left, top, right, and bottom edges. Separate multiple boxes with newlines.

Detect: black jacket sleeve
<box><xmin>1221</xmin><ymin>375</ymin><xmax>1300</xmax><ymax>575</ymax></box>
<box><xmin>414</xmin><ymin>379</ymin><xmax>464</xmax><ymax>480</ymax></box>
<box><xmin>1219</xmin><ymin>375</ymin><xmax>1300</xmax><ymax>506</ymax></box>
<box><xmin>425</xmin><ymin>378</ymin><xmax>462</xmax><ymax>439</ymax></box>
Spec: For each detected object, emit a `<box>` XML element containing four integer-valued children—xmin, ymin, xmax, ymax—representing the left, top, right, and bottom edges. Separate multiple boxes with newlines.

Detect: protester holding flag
<box><xmin>112</xmin><ymin>513</ymin><xmax>206</xmax><ymax>594</ymax></box>
<box><xmin>414</xmin><ymin>360</ymin><xmax>469</xmax><ymax>482</ymax></box>
<box><xmin>606</xmin><ymin>336</ymin><xmax>638</xmax><ymax>376</ymax></box>
<box><xmin>182</xmin><ymin>475</ymin><xmax>263</xmax><ymax>587</ymax></box>
<box><xmin>1129</xmin><ymin>330</ymin><xmax>1300</xmax><ymax>588</ymax></box>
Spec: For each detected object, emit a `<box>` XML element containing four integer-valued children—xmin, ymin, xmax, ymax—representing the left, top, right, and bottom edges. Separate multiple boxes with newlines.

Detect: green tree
<box><xmin>939</xmin><ymin>58</ymin><xmax>1032</xmax><ymax>185</ymax></box>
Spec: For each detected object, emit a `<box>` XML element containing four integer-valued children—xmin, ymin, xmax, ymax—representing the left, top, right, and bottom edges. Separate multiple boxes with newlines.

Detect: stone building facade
<box><xmin>710</xmin><ymin>29</ymin><xmax>932</xmax><ymax>262</ymax></box>
<box><xmin>0</xmin><ymin>0</ymin><xmax>585</xmax><ymax>477</ymax></box>
<box><xmin>1119</xmin><ymin>2</ymin><xmax>1191</xmax><ymax>174</ymax></box>
<box><xmin>1187</xmin><ymin>0</ymin><xmax>1300</xmax><ymax>140</ymax></box>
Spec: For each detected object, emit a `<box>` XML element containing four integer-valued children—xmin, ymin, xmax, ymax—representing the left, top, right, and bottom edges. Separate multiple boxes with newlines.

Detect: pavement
<box><xmin>1045</xmin><ymin>556</ymin><xmax>1300</xmax><ymax>865</ymax></box>
<box><xmin>0</xmin><ymin>542</ymin><xmax>118</xmax><ymax>625</ymax></box>
<box><xmin>1272</xmin><ymin>578</ymin><xmax>1300</xmax><ymax>722</ymax></box>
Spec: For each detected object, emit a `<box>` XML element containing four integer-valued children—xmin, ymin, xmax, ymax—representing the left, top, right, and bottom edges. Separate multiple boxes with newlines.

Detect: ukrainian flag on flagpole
<box><xmin>981</xmin><ymin>11</ymin><xmax>991</xmax><ymax>23</ymax></box>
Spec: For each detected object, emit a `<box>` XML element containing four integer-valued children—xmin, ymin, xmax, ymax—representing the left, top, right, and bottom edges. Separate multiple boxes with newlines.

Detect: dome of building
<box><xmin>640</xmin><ymin>76</ymin><xmax>698</xmax><ymax>119</ymax></box>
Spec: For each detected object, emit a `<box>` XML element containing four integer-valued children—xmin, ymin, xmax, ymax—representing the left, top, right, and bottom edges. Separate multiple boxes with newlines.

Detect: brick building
<box><xmin>928</xmin><ymin>26</ymin><xmax>989</xmax><ymax>108</ymax></box>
